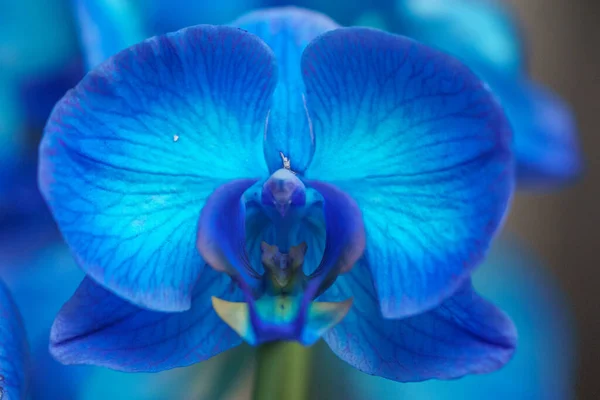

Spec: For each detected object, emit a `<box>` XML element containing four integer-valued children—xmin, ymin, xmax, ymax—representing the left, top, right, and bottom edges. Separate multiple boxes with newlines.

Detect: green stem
<box><xmin>252</xmin><ymin>341</ymin><xmax>312</xmax><ymax>400</ymax></box>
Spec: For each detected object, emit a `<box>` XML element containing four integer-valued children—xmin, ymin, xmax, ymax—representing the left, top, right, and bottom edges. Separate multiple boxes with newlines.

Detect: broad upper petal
<box><xmin>232</xmin><ymin>7</ymin><xmax>339</xmax><ymax>173</ymax></box>
<box><xmin>0</xmin><ymin>280</ymin><xmax>30</xmax><ymax>400</ymax></box>
<box><xmin>50</xmin><ymin>269</ymin><xmax>242</xmax><ymax>372</ymax></box>
<box><xmin>39</xmin><ymin>26</ymin><xmax>276</xmax><ymax>311</ymax></box>
<box><xmin>322</xmin><ymin>263</ymin><xmax>516</xmax><ymax>382</ymax></box>
<box><xmin>302</xmin><ymin>27</ymin><xmax>513</xmax><ymax>318</ymax></box>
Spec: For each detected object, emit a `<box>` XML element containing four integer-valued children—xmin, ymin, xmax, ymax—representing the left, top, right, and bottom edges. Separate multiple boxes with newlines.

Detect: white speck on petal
<box><xmin>173</xmin><ymin>135</ymin><xmax>179</xmax><ymax>142</ymax></box>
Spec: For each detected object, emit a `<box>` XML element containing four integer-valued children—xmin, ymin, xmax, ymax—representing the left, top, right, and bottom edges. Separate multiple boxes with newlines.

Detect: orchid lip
<box><xmin>212</xmin><ymin>241</ymin><xmax>353</xmax><ymax>346</ymax></box>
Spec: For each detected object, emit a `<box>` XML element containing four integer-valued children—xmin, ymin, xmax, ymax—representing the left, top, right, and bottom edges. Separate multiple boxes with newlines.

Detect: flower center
<box><xmin>212</xmin><ymin>236</ymin><xmax>352</xmax><ymax>346</ymax></box>
<box><xmin>207</xmin><ymin>156</ymin><xmax>357</xmax><ymax>346</ymax></box>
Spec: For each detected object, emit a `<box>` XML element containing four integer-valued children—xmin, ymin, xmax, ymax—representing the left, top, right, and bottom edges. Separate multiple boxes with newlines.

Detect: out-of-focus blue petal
<box><xmin>1</xmin><ymin>230</ymin><xmax>223</xmax><ymax>399</ymax></box>
<box><xmin>0</xmin><ymin>0</ymin><xmax>78</xmax><ymax>76</ymax></box>
<box><xmin>266</xmin><ymin>0</ymin><xmax>390</xmax><ymax>27</ymax></box>
<box><xmin>395</xmin><ymin>0</ymin><xmax>523</xmax><ymax>75</ymax></box>
<box><xmin>145</xmin><ymin>0</ymin><xmax>259</xmax><ymax>33</ymax></box>
<box><xmin>353</xmin><ymin>10</ymin><xmax>389</xmax><ymax>31</ymax></box>
<box><xmin>325</xmin><ymin>238</ymin><xmax>575</xmax><ymax>399</ymax></box>
<box><xmin>393</xmin><ymin>0</ymin><xmax>581</xmax><ymax>188</ymax></box>
<box><xmin>0</xmin><ymin>79</ymin><xmax>23</xmax><ymax>207</ymax></box>
<box><xmin>2</xmin><ymin>244</ymin><xmax>84</xmax><ymax>343</ymax></box>
<box><xmin>197</xmin><ymin>179</ymin><xmax>262</xmax><ymax>292</ymax></box>
<box><xmin>50</xmin><ymin>268</ymin><xmax>242</xmax><ymax>372</ymax></box>
<box><xmin>1</xmin><ymin>241</ymin><xmax>88</xmax><ymax>400</ymax></box>
<box><xmin>0</xmin><ymin>0</ymin><xmax>80</xmax><ymax>155</ymax></box>
<box><xmin>39</xmin><ymin>25</ymin><xmax>276</xmax><ymax>312</ymax></box>
<box><xmin>491</xmin><ymin>77</ymin><xmax>582</xmax><ymax>187</ymax></box>
<box><xmin>0</xmin><ymin>280</ymin><xmax>30</xmax><ymax>400</ymax></box>
<box><xmin>28</xmin><ymin>339</ymin><xmax>87</xmax><ymax>400</ymax></box>
<box><xmin>0</xmin><ymin>0</ymin><xmax>79</xmax><ymax>208</ymax></box>
<box><xmin>232</xmin><ymin>8</ymin><xmax>338</xmax><ymax>173</ymax></box>
<box><xmin>321</xmin><ymin>262</ymin><xmax>516</xmax><ymax>382</ymax></box>
<box><xmin>72</xmin><ymin>0</ymin><xmax>148</xmax><ymax>70</ymax></box>
<box><xmin>302</xmin><ymin>27</ymin><xmax>513</xmax><ymax>318</ymax></box>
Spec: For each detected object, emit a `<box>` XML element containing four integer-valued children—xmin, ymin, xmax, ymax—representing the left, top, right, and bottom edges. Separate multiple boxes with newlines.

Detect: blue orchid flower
<box><xmin>313</xmin><ymin>238</ymin><xmax>576</xmax><ymax>399</ymax></box>
<box><xmin>40</xmin><ymin>7</ymin><xmax>516</xmax><ymax>381</ymax></box>
<box><xmin>0</xmin><ymin>278</ymin><xmax>29</xmax><ymax>400</ymax></box>
<box><xmin>393</xmin><ymin>0</ymin><xmax>582</xmax><ymax>188</ymax></box>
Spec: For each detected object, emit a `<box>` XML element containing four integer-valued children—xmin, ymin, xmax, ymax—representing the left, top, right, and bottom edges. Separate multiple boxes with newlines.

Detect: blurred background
<box><xmin>505</xmin><ymin>0</ymin><xmax>599</xmax><ymax>398</ymax></box>
<box><xmin>0</xmin><ymin>0</ymin><xmax>598</xmax><ymax>399</ymax></box>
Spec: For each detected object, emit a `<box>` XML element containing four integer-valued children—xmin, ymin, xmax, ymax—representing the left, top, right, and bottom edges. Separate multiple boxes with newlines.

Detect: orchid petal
<box><xmin>304</xmin><ymin>180</ymin><xmax>366</xmax><ymax>298</ymax></box>
<box><xmin>496</xmin><ymin>79</ymin><xmax>582</xmax><ymax>187</ymax></box>
<box><xmin>50</xmin><ymin>269</ymin><xmax>241</xmax><ymax>372</ymax></box>
<box><xmin>322</xmin><ymin>263</ymin><xmax>517</xmax><ymax>381</ymax></box>
<box><xmin>197</xmin><ymin>179</ymin><xmax>262</xmax><ymax>292</ymax></box>
<box><xmin>303</xmin><ymin>27</ymin><xmax>513</xmax><ymax>318</ymax></box>
<box><xmin>39</xmin><ymin>25</ymin><xmax>276</xmax><ymax>311</ymax></box>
